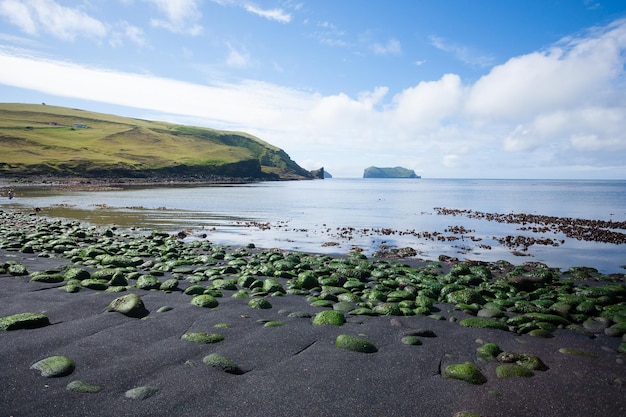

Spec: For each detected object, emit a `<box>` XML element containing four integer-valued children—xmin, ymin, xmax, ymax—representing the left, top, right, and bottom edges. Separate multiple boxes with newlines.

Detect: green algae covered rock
<box><xmin>81</xmin><ymin>279</ymin><xmax>109</xmax><ymax>290</ymax></box>
<box><xmin>401</xmin><ymin>335</ymin><xmax>422</xmax><ymax>345</ymax></box>
<box><xmin>335</xmin><ymin>334</ymin><xmax>378</xmax><ymax>353</ymax></box>
<box><xmin>497</xmin><ymin>352</ymin><xmax>548</xmax><ymax>370</ymax></box>
<box><xmin>444</xmin><ymin>362</ymin><xmax>487</xmax><ymax>385</ymax></box>
<box><xmin>125</xmin><ymin>386</ymin><xmax>158</xmax><ymax>400</ymax></box>
<box><xmin>181</xmin><ymin>332</ymin><xmax>224</xmax><ymax>344</ymax></box>
<box><xmin>496</xmin><ymin>364</ymin><xmax>534</xmax><ymax>378</ymax></box>
<box><xmin>7</xmin><ymin>262</ymin><xmax>28</xmax><ymax>276</ymax></box>
<box><xmin>248</xmin><ymin>298</ymin><xmax>272</xmax><ymax>309</ymax></box>
<box><xmin>0</xmin><ymin>312</ymin><xmax>50</xmax><ymax>331</ymax></box>
<box><xmin>136</xmin><ymin>274</ymin><xmax>161</xmax><ymax>290</ymax></box>
<box><xmin>476</xmin><ymin>342</ymin><xmax>502</xmax><ymax>361</ymax></box>
<box><xmin>264</xmin><ymin>321</ymin><xmax>285</xmax><ymax>327</ymax></box>
<box><xmin>30</xmin><ymin>273</ymin><xmax>65</xmax><ymax>283</ymax></box>
<box><xmin>459</xmin><ymin>317</ymin><xmax>509</xmax><ymax>331</ymax></box>
<box><xmin>190</xmin><ymin>294</ymin><xmax>219</xmax><ymax>308</ymax></box>
<box><xmin>31</xmin><ymin>355</ymin><xmax>75</xmax><ymax>377</ymax></box>
<box><xmin>312</xmin><ymin>310</ymin><xmax>346</xmax><ymax>326</ymax></box>
<box><xmin>203</xmin><ymin>353</ymin><xmax>244</xmax><ymax>374</ymax></box>
<box><xmin>66</xmin><ymin>380</ymin><xmax>102</xmax><ymax>393</ymax></box>
<box><xmin>107</xmin><ymin>293</ymin><xmax>149</xmax><ymax>318</ymax></box>
<box><xmin>262</xmin><ymin>278</ymin><xmax>286</xmax><ymax>294</ymax></box>
<box><xmin>64</xmin><ymin>267</ymin><xmax>91</xmax><ymax>281</ymax></box>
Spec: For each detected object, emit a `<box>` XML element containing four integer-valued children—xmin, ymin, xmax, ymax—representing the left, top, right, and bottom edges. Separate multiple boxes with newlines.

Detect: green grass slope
<box><xmin>0</xmin><ymin>103</ymin><xmax>312</xmax><ymax>180</ymax></box>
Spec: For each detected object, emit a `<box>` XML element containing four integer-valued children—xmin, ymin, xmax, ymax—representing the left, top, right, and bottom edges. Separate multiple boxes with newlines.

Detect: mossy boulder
<box><xmin>64</xmin><ymin>267</ymin><xmax>91</xmax><ymax>281</ymax></box>
<box><xmin>30</xmin><ymin>272</ymin><xmax>65</xmax><ymax>283</ymax></box>
<box><xmin>136</xmin><ymin>275</ymin><xmax>161</xmax><ymax>290</ymax></box>
<box><xmin>497</xmin><ymin>352</ymin><xmax>548</xmax><ymax>370</ymax></box>
<box><xmin>30</xmin><ymin>355</ymin><xmax>75</xmax><ymax>377</ymax></box>
<box><xmin>125</xmin><ymin>386</ymin><xmax>158</xmax><ymax>400</ymax></box>
<box><xmin>312</xmin><ymin>310</ymin><xmax>346</xmax><ymax>326</ymax></box>
<box><xmin>0</xmin><ymin>312</ymin><xmax>50</xmax><ymax>331</ymax></box>
<box><xmin>66</xmin><ymin>380</ymin><xmax>102</xmax><ymax>393</ymax></box>
<box><xmin>444</xmin><ymin>362</ymin><xmax>487</xmax><ymax>385</ymax></box>
<box><xmin>335</xmin><ymin>334</ymin><xmax>378</xmax><ymax>353</ymax></box>
<box><xmin>459</xmin><ymin>317</ymin><xmax>509</xmax><ymax>331</ymax></box>
<box><xmin>248</xmin><ymin>298</ymin><xmax>272</xmax><ymax>309</ymax></box>
<box><xmin>496</xmin><ymin>364</ymin><xmax>534</xmax><ymax>378</ymax></box>
<box><xmin>202</xmin><ymin>353</ymin><xmax>244</xmax><ymax>374</ymax></box>
<box><xmin>190</xmin><ymin>294</ymin><xmax>219</xmax><ymax>308</ymax></box>
<box><xmin>262</xmin><ymin>278</ymin><xmax>286</xmax><ymax>294</ymax></box>
<box><xmin>181</xmin><ymin>332</ymin><xmax>225</xmax><ymax>344</ymax></box>
<box><xmin>477</xmin><ymin>342</ymin><xmax>502</xmax><ymax>361</ymax></box>
<box><xmin>107</xmin><ymin>293</ymin><xmax>149</xmax><ymax>318</ymax></box>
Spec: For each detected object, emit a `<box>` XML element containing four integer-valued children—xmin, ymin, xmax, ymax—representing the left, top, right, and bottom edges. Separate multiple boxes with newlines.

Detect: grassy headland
<box><xmin>0</xmin><ymin>103</ymin><xmax>313</xmax><ymax>181</ymax></box>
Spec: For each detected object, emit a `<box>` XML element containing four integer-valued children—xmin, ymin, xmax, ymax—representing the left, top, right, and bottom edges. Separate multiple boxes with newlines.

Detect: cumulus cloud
<box><xmin>0</xmin><ymin>0</ymin><xmax>107</xmax><ymax>41</ymax></box>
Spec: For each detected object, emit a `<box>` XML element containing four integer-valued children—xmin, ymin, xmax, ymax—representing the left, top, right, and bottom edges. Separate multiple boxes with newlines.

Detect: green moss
<box><xmin>263</xmin><ymin>321</ymin><xmax>285</xmax><ymax>327</ymax></box>
<box><xmin>312</xmin><ymin>310</ymin><xmax>346</xmax><ymax>326</ymax></box>
<box><xmin>202</xmin><ymin>353</ymin><xmax>244</xmax><ymax>374</ymax></box>
<box><xmin>459</xmin><ymin>317</ymin><xmax>509</xmax><ymax>331</ymax></box>
<box><xmin>476</xmin><ymin>342</ymin><xmax>502</xmax><ymax>361</ymax></box>
<box><xmin>190</xmin><ymin>294</ymin><xmax>219</xmax><ymax>308</ymax></box>
<box><xmin>30</xmin><ymin>355</ymin><xmax>75</xmax><ymax>377</ymax></box>
<box><xmin>66</xmin><ymin>380</ymin><xmax>102</xmax><ymax>393</ymax></box>
<box><xmin>496</xmin><ymin>364</ymin><xmax>534</xmax><ymax>378</ymax></box>
<box><xmin>248</xmin><ymin>298</ymin><xmax>272</xmax><ymax>309</ymax></box>
<box><xmin>107</xmin><ymin>293</ymin><xmax>148</xmax><ymax>318</ymax></box>
<box><xmin>401</xmin><ymin>336</ymin><xmax>422</xmax><ymax>345</ymax></box>
<box><xmin>0</xmin><ymin>312</ymin><xmax>50</xmax><ymax>331</ymax></box>
<box><xmin>497</xmin><ymin>352</ymin><xmax>548</xmax><ymax>370</ymax></box>
<box><xmin>444</xmin><ymin>362</ymin><xmax>487</xmax><ymax>385</ymax></box>
<box><xmin>125</xmin><ymin>386</ymin><xmax>158</xmax><ymax>400</ymax></box>
<box><xmin>181</xmin><ymin>332</ymin><xmax>225</xmax><ymax>344</ymax></box>
<box><xmin>335</xmin><ymin>334</ymin><xmax>378</xmax><ymax>353</ymax></box>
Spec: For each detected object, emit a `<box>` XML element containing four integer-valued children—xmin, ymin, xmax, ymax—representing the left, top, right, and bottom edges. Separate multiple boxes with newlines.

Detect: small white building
<box><xmin>72</xmin><ymin>123</ymin><xmax>88</xmax><ymax>128</ymax></box>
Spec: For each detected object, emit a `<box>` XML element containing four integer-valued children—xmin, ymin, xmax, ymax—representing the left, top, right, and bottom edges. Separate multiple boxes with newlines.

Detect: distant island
<box><xmin>363</xmin><ymin>166</ymin><xmax>420</xmax><ymax>178</ymax></box>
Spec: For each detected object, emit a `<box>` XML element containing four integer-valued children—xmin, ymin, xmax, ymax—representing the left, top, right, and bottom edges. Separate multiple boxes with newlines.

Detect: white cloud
<box><xmin>110</xmin><ymin>21</ymin><xmax>147</xmax><ymax>48</ymax></box>
<box><xmin>226</xmin><ymin>42</ymin><xmax>251</xmax><ymax>68</ymax></box>
<box><xmin>372</xmin><ymin>38</ymin><xmax>401</xmax><ymax>56</ymax></box>
<box><xmin>244</xmin><ymin>3</ymin><xmax>291</xmax><ymax>23</ymax></box>
<box><xmin>0</xmin><ymin>0</ymin><xmax>107</xmax><ymax>41</ymax></box>
<box><xmin>466</xmin><ymin>20</ymin><xmax>626</xmax><ymax>121</ymax></box>
<box><xmin>429</xmin><ymin>35</ymin><xmax>494</xmax><ymax>67</ymax></box>
<box><xmin>391</xmin><ymin>73</ymin><xmax>463</xmax><ymax>131</ymax></box>
<box><xmin>145</xmin><ymin>0</ymin><xmax>203</xmax><ymax>35</ymax></box>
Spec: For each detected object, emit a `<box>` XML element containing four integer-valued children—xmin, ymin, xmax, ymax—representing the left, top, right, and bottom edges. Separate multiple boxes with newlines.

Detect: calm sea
<box><xmin>4</xmin><ymin>178</ymin><xmax>626</xmax><ymax>274</ymax></box>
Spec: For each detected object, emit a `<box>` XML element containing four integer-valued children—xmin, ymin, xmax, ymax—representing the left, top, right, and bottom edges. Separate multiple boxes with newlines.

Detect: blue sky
<box><xmin>1</xmin><ymin>1</ymin><xmax>626</xmax><ymax>179</ymax></box>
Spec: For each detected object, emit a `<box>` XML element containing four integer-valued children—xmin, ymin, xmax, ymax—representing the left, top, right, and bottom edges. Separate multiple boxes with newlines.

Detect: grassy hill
<box><xmin>0</xmin><ymin>103</ymin><xmax>313</xmax><ymax>180</ymax></box>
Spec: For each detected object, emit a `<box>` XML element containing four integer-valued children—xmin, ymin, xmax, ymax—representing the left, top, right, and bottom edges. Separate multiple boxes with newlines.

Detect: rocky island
<box><xmin>363</xmin><ymin>166</ymin><xmax>420</xmax><ymax>178</ymax></box>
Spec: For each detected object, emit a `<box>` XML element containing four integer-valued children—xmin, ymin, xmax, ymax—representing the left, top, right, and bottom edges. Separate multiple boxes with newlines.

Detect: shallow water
<box><xmin>3</xmin><ymin>178</ymin><xmax>625</xmax><ymax>273</ymax></box>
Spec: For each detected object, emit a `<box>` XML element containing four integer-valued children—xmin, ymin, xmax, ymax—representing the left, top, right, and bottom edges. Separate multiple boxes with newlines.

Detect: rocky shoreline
<box><xmin>1</xmin><ymin>209</ymin><xmax>625</xmax><ymax>416</ymax></box>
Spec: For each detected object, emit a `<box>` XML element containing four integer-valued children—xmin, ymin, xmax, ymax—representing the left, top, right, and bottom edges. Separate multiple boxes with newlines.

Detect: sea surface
<box><xmin>3</xmin><ymin>178</ymin><xmax>625</xmax><ymax>274</ymax></box>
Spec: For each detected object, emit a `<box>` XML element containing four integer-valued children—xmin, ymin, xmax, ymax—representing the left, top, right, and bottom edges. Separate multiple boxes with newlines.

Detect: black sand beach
<box><xmin>1</xmin><ymin>210</ymin><xmax>625</xmax><ymax>417</ymax></box>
